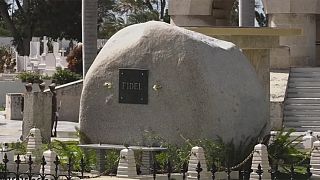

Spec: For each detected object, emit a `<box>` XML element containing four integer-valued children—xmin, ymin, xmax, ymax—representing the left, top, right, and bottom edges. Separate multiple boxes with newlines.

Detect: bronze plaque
<box><xmin>119</xmin><ymin>68</ymin><xmax>148</xmax><ymax>104</ymax></box>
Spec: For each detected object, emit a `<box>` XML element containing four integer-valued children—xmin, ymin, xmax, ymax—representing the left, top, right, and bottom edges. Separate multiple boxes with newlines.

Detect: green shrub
<box><xmin>16</xmin><ymin>72</ymin><xmax>43</xmax><ymax>83</ymax></box>
<box><xmin>52</xmin><ymin>68</ymin><xmax>81</xmax><ymax>85</ymax></box>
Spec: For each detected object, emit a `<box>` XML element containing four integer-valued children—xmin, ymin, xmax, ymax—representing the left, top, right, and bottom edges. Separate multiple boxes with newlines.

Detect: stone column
<box><xmin>250</xmin><ymin>144</ymin><xmax>271</xmax><ymax>180</ymax></box>
<box><xmin>263</xmin><ymin>0</ymin><xmax>320</xmax><ymax>67</ymax></box>
<box><xmin>239</xmin><ymin>0</ymin><xmax>255</xmax><ymax>26</ymax></box>
<box><xmin>82</xmin><ymin>0</ymin><xmax>98</xmax><ymax>77</ymax></box>
<box><xmin>22</xmin><ymin>92</ymin><xmax>52</xmax><ymax>143</ymax></box>
<box><xmin>168</xmin><ymin>0</ymin><xmax>234</xmax><ymax>26</ymax></box>
<box><xmin>117</xmin><ymin>148</ymin><xmax>137</xmax><ymax>178</ymax></box>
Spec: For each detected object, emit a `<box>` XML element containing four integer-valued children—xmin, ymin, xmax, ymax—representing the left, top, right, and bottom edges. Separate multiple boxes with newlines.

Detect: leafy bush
<box><xmin>16</xmin><ymin>71</ymin><xmax>43</xmax><ymax>83</ymax></box>
<box><xmin>0</xmin><ymin>46</ymin><xmax>15</xmax><ymax>73</ymax></box>
<box><xmin>52</xmin><ymin>68</ymin><xmax>81</xmax><ymax>85</ymax></box>
<box><xmin>66</xmin><ymin>43</ymin><xmax>82</xmax><ymax>75</ymax></box>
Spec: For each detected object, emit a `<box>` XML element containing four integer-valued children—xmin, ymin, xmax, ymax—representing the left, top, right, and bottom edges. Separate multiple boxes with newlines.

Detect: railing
<box><xmin>0</xmin><ymin>153</ymin><xmax>314</xmax><ymax>180</ymax></box>
<box><xmin>0</xmin><ymin>154</ymin><xmax>85</xmax><ymax>180</ymax></box>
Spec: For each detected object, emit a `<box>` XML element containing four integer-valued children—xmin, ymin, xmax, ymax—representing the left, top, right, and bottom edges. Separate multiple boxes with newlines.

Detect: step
<box><xmin>284</xmin><ymin>110</ymin><xmax>320</xmax><ymax>116</ymax></box>
<box><xmin>284</xmin><ymin>121</ymin><xmax>320</xmax><ymax>126</ymax></box>
<box><xmin>289</xmin><ymin>82</ymin><xmax>320</xmax><ymax>87</ymax></box>
<box><xmin>284</xmin><ymin>116</ymin><xmax>320</xmax><ymax>121</ymax></box>
<box><xmin>285</xmin><ymin>127</ymin><xmax>320</xmax><ymax>132</ymax></box>
<box><xmin>285</xmin><ymin>104</ymin><xmax>320</xmax><ymax>110</ymax></box>
<box><xmin>291</xmin><ymin>68</ymin><xmax>320</xmax><ymax>73</ymax></box>
<box><xmin>285</xmin><ymin>98</ymin><xmax>320</xmax><ymax>104</ymax></box>
<box><xmin>287</xmin><ymin>93</ymin><xmax>320</xmax><ymax>98</ymax></box>
<box><xmin>287</xmin><ymin>88</ymin><xmax>320</xmax><ymax>93</ymax></box>
<box><xmin>290</xmin><ymin>77</ymin><xmax>320</xmax><ymax>82</ymax></box>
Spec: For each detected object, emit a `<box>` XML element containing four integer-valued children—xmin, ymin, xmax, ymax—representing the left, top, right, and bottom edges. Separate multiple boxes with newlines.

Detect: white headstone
<box><xmin>16</xmin><ymin>56</ymin><xmax>25</xmax><ymax>72</ymax></box>
<box><xmin>187</xmin><ymin>146</ymin><xmax>210</xmax><ymax>179</ymax></box>
<box><xmin>310</xmin><ymin>140</ymin><xmax>320</xmax><ymax>178</ymax></box>
<box><xmin>29</xmin><ymin>41</ymin><xmax>40</xmax><ymax>61</ymax></box>
<box><xmin>250</xmin><ymin>144</ymin><xmax>271</xmax><ymax>180</ymax></box>
<box><xmin>117</xmin><ymin>148</ymin><xmax>137</xmax><ymax>178</ymax></box>
<box><xmin>41</xmin><ymin>36</ymin><xmax>48</xmax><ymax>55</ymax></box>
<box><xmin>52</xmin><ymin>42</ymin><xmax>60</xmax><ymax>57</ymax></box>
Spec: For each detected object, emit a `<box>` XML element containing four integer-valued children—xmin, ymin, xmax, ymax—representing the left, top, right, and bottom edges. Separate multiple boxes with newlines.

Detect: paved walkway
<box><xmin>0</xmin><ymin>111</ymin><xmax>79</xmax><ymax>143</ymax></box>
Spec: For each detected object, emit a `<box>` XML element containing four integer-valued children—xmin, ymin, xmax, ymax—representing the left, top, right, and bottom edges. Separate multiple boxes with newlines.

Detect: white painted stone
<box><xmin>52</xmin><ymin>42</ymin><xmax>60</xmax><ymax>57</ymax></box>
<box><xmin>117</xmin><ymin>148</ymin><xmax>137</xmax><ymax>178</ymax></box>
<box><xmin>187</xmin><ymin>146</ymin><xmax>210</xmax><ymax>180</ymax></box>
<box><xmin>79</xmin><ymin>21</ymin><xmax>268</xmax><ymax>145</ymax></box>
<box><xmin>303</xmin><ymin>130</ymin><xmax>316</xmax><ymax>150</ymax></box>
<box><xmin>41</xmin><ymin>150</ymin><xmax>59</xmax><ymax>175</ymax></box>
<box><xmin>311</xmin><ymin>140</ymin><xmax>320</xmax><ymax>178</ymax></box>
<box><xmin>26</xmin><ymin>128</ymin><xmax>42</xmax><ymax>160</ymax></box>
<box><xmin>250</xmin><ymin>144</ymin><xmax>271</xmax><ymax>180</ymax></box>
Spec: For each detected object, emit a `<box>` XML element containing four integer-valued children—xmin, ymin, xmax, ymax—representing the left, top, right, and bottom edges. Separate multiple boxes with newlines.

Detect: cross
<box><xmin>59</xmin><ymin>48</ymin><xmax>66</xmax><ymax>57</ymax></box>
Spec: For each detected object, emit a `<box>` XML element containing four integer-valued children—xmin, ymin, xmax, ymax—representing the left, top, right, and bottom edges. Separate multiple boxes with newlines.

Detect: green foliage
<box><xmin>143</xmin><ymin>130</ymin><xmax>261</xmax><ymax>172</ymax></box>
<box><xmin>268</xmin><ymin>129</ymin><xmax>308</xmax><ymax>165</ymax></box>
<box><xmin>0</xmin><ymin>46</ymin><xmax>15</xmax><ymax>73</ymax></box>
<box><xmin>105</xmin><ymin>150</ymin><xmax>120</xmax><ymax>175</ymax></box>
<box><xmin>0</xmin><ymin>107</ymin><xmax>4</xmax><ymax>111</ymax></box>
<box><xmin>16</xmin><ymin>72</ymin><xmax>43</xmax><ymax>83</ymax></box>
<box><xmin>48</xmin><ymin>140</ymin><xmax>96</xmax><ymax>172</ymax></box>
<box><xmin>52</xmin><ymin>68</ymin><xmax>82</xmax><ymax>85</ymax></box>
<box><xmin>8</xmin><ymin>141</ymin><xmax>27</xmax><ymax>155</ymax></box>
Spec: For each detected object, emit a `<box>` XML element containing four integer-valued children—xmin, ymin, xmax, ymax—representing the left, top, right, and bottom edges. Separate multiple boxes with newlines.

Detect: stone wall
<box><xmin>0</xmin><ymin>80</ymin><xmax>40</xmax><ymax>108</ymax></box>
<box><xmin>317</xmin><ymin>15</ymin><xmax>320</xmax><ymax>65</ymax></box>
<box><xmin>50</xmin><ymin>80</ymin><xmax>83</xmax><ymax>122</ymax></box>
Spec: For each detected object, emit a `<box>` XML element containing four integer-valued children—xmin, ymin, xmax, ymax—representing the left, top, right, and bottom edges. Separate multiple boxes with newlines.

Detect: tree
<box><xmin>0</xmin><ymin>0</ymin><xmax>82</xmax><ymax>56</ymax></box>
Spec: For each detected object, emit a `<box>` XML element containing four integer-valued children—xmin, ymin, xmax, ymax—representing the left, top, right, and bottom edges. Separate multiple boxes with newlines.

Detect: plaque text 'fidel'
<box><xmin>119</xmin><ymin>68</ymin><xmax>148</xmax><ymax>104</ymax></box>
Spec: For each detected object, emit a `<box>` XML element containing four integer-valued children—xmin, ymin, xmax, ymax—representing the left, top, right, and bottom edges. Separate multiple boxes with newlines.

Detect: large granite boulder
<box><xmin>79</xmin><ymin>21</ymin><xmax>268</xmax><ymax>145</ymax></box>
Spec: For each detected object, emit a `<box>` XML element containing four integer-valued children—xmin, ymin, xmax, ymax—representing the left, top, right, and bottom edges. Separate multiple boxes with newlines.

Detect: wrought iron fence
<box><xmin>0</xmin><ymin>153</ymin><xmax>314</xmax><ymax>180</ymax></box>
<box><xmin>148</xmin><ymin>160</ymin><xmax>313</xmax><ymax>180</ymax></box>
<box><xmin>0</xmin><ymin>154</ymin><xmax>85</xmax><ymax>180</ymax></box>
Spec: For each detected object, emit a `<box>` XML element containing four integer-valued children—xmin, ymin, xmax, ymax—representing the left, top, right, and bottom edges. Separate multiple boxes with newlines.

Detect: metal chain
<box><xmin>219</xmin><ymin>149</ymin><xmax>256</xmax><ymax>170</ymax></box>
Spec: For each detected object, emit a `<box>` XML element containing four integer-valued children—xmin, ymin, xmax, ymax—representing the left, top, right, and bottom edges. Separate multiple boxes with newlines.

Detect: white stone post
<box><xmin>187</xmin><ymin>146</ymin><xmax>210</xmax><ymax>180</ymax></box>
<box><xmin>117</xmin><ymin>148</ymin><xmax>137</xmax><ymax>178</ymax></box>
<box><xmin>41</xmin><ymin>150</ymin><xmax>59</xmax><ymax>176</ymax></box>
<box><xmin>41</xmin><ymin>36</ymin><xmax>48</xmax><ymax>56</ymax></box>
<box><xmin>26</xmin><ymin>128</ymin><xmax>42</xmax><ymax>160</ymax></box>
<box><xmin>250</xmin><ymin>144</ymin><xmax>271</xmax><ymax>180</ymax></box>
<box><xmin>310</xmin><ymin>140</ymin><xmax>320</xmax><ymax>178</ymax></box>
<box><xmin>303</xmin><ymin>130</ymin><xmax>316</xmax><ymax>150</ymax></box>
<box><xmin>239</xmin><ymin>0</ymin><xmax>255</xmax><ymax>27</ymax></box>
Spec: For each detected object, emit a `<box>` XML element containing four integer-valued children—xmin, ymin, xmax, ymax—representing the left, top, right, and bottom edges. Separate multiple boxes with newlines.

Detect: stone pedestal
<box><xmin>250</xmin><ymin>144</ymin><xmax>271</xmax><ymax>180</ymax></box>
<box><xmin>169</xmin><ymin>0</ymin><xmax>234</xmax><ymax>26</ymax></box>
<box><xmin>42</xmin><ymin>150</ymin><xmax>59</xmax><ymax>175</ymax></box>
<box><xmin>22</xmin><ymin>92</ymin><xmax>52</xmax><ymax>143</ymax></box>
<box><xmin>263</xmin><ymin>0</ymin><xmax>320</xmax><ymax>67</ymax></box>
<box><xmin>5</xmin><ymin>93</ymin><xmax>23</xmax><ymax>120</ymax></box>
<box><xmin>26</xmin><ymin>128</ymin><xmax>43</xmax><ymax>160</ymax></box>
<box><xmin>311</xmin><ymin>141</ymin><xmax>320</xmax><ymax>179</ymax></box>
<box><xmin>187</xmin><ymin>146</ymin><xmax>210</xmax><ymax>180</ymax></box>
<box><xmin>117</xmin><ymin>148</ymin><xmax>137</xmax><ymax>178</ymax></box>
<box><xmin>303</xmin><ymin>130</ymin><xmax>316</xmax><ymax>150</ymax></box>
